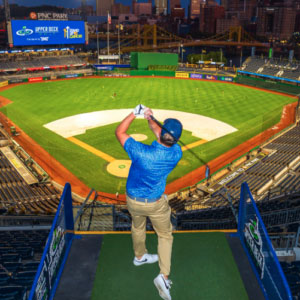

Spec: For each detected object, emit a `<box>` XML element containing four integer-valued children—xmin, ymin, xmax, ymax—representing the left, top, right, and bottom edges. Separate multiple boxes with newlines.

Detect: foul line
<box><xmin>67</xmin><ymin>137</ymin><xmax>115</xmax><ymax>162</ymax></box>
<box><xmin>181</xmin><ymin>139</ymin><xmax>207</xmax><ymax>151</ymax></box>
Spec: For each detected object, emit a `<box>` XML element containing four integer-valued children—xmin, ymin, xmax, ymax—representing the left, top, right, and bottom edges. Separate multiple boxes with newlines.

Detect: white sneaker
<box><xmin>133</xmin><ymin>253</ymin><xmax>158</xmax><ymax>266</ymax></box>
<box><xmin>154</xmin><ymin>274</ymin><xmax>172</xmax><ymax>300</ymax></box>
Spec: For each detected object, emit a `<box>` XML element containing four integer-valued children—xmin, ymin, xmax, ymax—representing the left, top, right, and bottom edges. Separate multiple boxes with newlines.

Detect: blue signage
<box><xmin>238</xmin><ymin>182</ymin><xmax>292</xmax><ymax>300</ymax></box>
<box><xmin>65</xmin><ymin>74</ymin><xmax>79</xmax><ymax>78</ymax></box>
<box><xmin>11</xmin><ymin>20</ymin><xmax>85</xmax><ymax>46</ymax></box>
<box><xmin>190</xmin><ymin>73</ymin><xmax>203</xmax><ymax>79</ymax></box>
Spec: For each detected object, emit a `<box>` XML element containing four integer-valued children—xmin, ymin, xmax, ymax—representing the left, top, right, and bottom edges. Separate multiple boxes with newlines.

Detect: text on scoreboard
<box><xmin>11</xmin><ymin>20</ymin><xmax>85</xmax><ymax>46</ymax></box>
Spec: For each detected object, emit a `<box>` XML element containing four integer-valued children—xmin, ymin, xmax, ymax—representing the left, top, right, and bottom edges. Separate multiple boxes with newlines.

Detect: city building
<box><xmin>155</xmin><ymin>0</ymin><xmax>168</xmax><ymax>15</ymax></box>
<box><xmin>190</xmin><ymin>0</ymin><xmax>202</xmax><ymax>19</ymax></box>
<box><xmin>118</xmin><ymin>13</ymin><xmax>138</xmax><ymax>22</ymax></box>
<box><xmin>112</xmin><ymin>3</ymin><xmax>130</xmax><ymax>16</ymax></box>
<box><xmin>257</xmin><ymin>0</ymin><xmax>300</xmax><ymax>40</ymax></box>
<box><xmin>171</xmin><ymin>5</ymin><xmax>185</xmax><ymax>20</ymax></box>
<box><xmin>133</xmin><ymin>0</ymin><xmax>152</xmax><ymax>16</ymax></box>
<box><xmin>216</xmin><ymin>16</ymin><xmax>240</xmax><ymax>34</ymax></box>
<box><xmin>200</xmin><ymin>3</ymin><xmax>225</xmax><ymax>34</ymax></box>
<box><xmin>96</xmin><ymin>0</ymin><xmax>114</xmax><ymax>16</ymax></box>
<box><xmin>224</xmin><ymin>0</ymin><xmax>258</xmax><ymax>23</ymax></box>
<box><xmin>170</xmin><ymin>0</ymin><xmax>181</xmax><ymax>11</ymax></box>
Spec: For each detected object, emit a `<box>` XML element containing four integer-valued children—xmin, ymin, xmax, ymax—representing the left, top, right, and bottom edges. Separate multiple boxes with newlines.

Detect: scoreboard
<box><xmin>10</xmin><ymin>20</ymin><xmax>86</xmax><ymax>46</ymax></box>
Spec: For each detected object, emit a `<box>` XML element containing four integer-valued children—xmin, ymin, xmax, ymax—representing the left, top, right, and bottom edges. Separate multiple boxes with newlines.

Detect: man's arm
<box><xmin>115</xmin><ymin>104</ymin><xmax>146</xmax><ymax>147</ymax></box>
<box><xmin>115</xmin><ymin>112</ymin><xmax>136</xmax><ymax>147</ymax></box>
<box><xmin>144</xmin><ymin>108</ymin><xmax>161</xmax><ymax>139</ymax></box>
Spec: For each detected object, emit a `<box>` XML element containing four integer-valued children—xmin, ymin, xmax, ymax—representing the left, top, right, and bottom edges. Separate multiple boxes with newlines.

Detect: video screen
<box><xmin>11</xmin><ymin>20</ymin><xmax>85</xmax><ymax>46</ymax></box>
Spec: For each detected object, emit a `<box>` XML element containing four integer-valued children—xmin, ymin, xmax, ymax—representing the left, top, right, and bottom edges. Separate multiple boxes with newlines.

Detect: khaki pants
<box><xmin>126</xmin><ymin>195</ymin><xmax>173</xmax><ymax>276</ymax></box>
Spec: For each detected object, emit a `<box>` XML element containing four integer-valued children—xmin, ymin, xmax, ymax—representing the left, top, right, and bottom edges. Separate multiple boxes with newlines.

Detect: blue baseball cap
<box><xmin>161</xmin><ymin>118</ymin><xmax>183</xmax><ymax>142</ymax></box>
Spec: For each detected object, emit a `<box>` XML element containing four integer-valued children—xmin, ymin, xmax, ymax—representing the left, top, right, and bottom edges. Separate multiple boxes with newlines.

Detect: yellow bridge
<box><xmin>89</xmin><ymin>25</ymin><xmax>270</xmax><ymax>54</ymax></box>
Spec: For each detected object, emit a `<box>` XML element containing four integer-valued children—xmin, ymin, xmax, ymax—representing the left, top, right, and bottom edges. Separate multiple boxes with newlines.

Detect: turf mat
<box><xmin>91</xmin><ymin>232</ymin><xmax>248</xmax><ymax>300</ymax></box>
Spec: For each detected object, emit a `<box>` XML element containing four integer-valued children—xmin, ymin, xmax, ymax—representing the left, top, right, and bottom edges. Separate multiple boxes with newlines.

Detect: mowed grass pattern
<box><xmin>0</xmin><ymin>78</ymin><xmax>294</xmax><ymax>193</ymax></box>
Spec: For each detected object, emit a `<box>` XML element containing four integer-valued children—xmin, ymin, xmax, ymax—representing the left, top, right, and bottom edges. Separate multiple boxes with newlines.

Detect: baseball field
<box><xmin>0</xmin><ymin>77</ymin><xmax>295</xmax><ymax>194</ymax></box>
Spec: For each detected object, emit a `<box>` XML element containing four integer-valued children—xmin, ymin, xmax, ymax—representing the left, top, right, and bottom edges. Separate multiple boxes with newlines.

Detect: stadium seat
<box><xmin>2</xmin><ymin>262</ymin><xmax>22</xmax><ymax>273</ymax></box>
<box><xmin>11</xmin><ymin>270</ymin><xmax>36</xmax><ymax>289</ymax></box>
<box><xmin>0</xmin><ymin>286</ymin><xmax>26</xmax><ymax>300</ymax></box>
<box><xmin>0</xmin><ymin>272</ymin><xmax>11</xmax><ymax>286</ymax></box>
<box><xmin>20</xmin><ymin>261</ymin><xmax>40</xmax><ymax>271</ymax></box>
<box><xmin>0</xmin><ymin>253</ymin><xmax>21</xmax><ymax>263</ymax></box>
<box><xmin>14</xmin><ymin>247</ymin><xmax>34</xmax><ymax>259</ymax></box>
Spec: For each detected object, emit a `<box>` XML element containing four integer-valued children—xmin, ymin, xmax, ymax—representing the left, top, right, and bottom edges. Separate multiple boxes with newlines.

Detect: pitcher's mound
<box><xmin>130</xmin><ymin>134</ymin><xmax>147</xmax><ymax>141</ymax></box>
<box><xmin>107</xmin><ymin>160</ymin><xmax>131</xmax><ymax>178</ymax></box>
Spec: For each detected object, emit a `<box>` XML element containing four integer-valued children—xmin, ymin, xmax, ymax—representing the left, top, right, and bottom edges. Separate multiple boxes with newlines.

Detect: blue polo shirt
<box><xmin>124</xmin><ymin>137</ymin><xmax>182</xmax><ymax>199</ymax></box>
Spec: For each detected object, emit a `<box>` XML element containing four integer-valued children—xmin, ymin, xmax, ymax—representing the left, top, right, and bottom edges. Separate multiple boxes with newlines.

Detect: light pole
<box><xmin>118</xmin><ymin>21</ymin><xmax>121</xmax><ymax>64</ymax></box>
<box><xmin>181</xmin><ymin>44</ymin><xmax>183</xmax><ymax>63</ymax></box>
<box><xmin>96</xmin><ymin>21</ymin><xmax>99</xmax><ymax>64</ymax></box>
<box><xmin>107</xmin><ymin>11</ymin><xmax>110</xmax><ymax>56</ymax></box>
<box><xmin>240</xmin><ymin>47</ymin><xmax>243</xmax><ymax>67</ymax></box>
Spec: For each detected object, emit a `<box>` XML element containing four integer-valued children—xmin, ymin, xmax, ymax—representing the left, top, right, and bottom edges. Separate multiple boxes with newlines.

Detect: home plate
<box><xmin>107</xmin><ymin>160</ymin><xmax>132</xmax><ymax>178</ymax></box>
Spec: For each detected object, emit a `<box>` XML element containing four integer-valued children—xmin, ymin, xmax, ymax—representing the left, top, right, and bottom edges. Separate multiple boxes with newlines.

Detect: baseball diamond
<box><xmin>0</xmin><ymin>77</ymin><xmax>296</xmax><ymax>194</ymax></box>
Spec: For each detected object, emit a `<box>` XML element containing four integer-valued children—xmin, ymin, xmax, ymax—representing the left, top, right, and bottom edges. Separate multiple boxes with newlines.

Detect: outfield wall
<box><xmin>236</xmin><ymin>75</ymin><xmax>300</xmax><ymax>96</ymax></box>
<box><xmin>130</xmin><ymin>52</ymin><xmax>178</xmax><ymax>70</ymax></box>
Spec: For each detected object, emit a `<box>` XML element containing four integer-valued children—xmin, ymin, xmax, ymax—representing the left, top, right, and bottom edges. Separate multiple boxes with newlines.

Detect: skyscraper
<box><xmin>96</xmin><ymin>0</ymin><xmax>114</xmax><ymax>16</ymax></box>
<box><xmin>170</xmin><ymin>0</ymin><xmax>181</xmax><ymax>11</ymax></box>
<box><xmin>155</xmin><ymin>0</ymin><xmax>168</xmax><ymax>15</ymax></box>
<box><xmin>257</xmin><ymin>0</ymin><xmax>300</xmax><ymax>40</ymax></box>
<box><xmin>190</xmin><ymin>0</ymin><xmax>202</xmax><ymax>19</ymax></box>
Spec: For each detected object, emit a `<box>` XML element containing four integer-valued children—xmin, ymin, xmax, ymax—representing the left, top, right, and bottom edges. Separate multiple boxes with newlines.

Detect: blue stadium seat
<box><xmin>2</xmin><ymin>262</ymin><xmax>22</xmax><ymax>273</ymax></box>
<box><xmin>14</xmin><ymin>247</ymin><xmax>34</xmax><ymax>259</ymax></box>
<box><xmin>0</xmin><ymin>286</ymin><xmax>26</xmax><ymax>300</ymax></box>
<box><xmin>11</xmin><ymin>270</ymin><xmax>36</xmax><ymax>289</ymax></box>
<box><xmin>0</xmin><ymin>272</ymin><xmax>11</xmax><ymax>286</ymax></box>
<box><xmin>20</xmin><ymin>261</ymin><xmax>40</xmax><ymax>271</ymax></box>
<box><xmin>0</xmin><ymin>253</ymin><xmax>21</xmax><ymax>263</ymax></box>
<box><xmin>0</xmin><ymin>247</ymin><xmax>14</xmax><ymax>255</ymax></box>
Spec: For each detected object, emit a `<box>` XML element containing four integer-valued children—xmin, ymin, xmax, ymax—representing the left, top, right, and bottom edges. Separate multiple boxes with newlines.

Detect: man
<box><xmin>115</xmin><ymin>104</ymin><xmax>182</xmax><ymax>300</ymax></box>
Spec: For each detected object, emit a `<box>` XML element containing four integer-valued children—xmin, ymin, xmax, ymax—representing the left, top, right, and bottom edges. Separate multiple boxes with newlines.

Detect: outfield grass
<box><xmin>0</xmin><ymin>77</ymin><xmax>294</xmax><ymax>194</ymax></box>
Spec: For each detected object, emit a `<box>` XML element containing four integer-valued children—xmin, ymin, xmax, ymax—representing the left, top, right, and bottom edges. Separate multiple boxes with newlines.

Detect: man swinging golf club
<box><xmin>115</xmin><ymin>104</ymin><xmax>183</xmax><ymax>300</ymax></box>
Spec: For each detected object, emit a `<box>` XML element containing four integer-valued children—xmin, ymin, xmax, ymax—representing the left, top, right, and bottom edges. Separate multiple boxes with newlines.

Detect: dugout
<box><xmin>130</xmin><ymin>52</ymin><xmax>178</xmax><ymax>70</ymax></box>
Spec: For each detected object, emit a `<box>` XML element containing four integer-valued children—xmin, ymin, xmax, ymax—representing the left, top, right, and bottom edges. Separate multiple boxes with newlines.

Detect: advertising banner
<box><xmin>29</xmin><ymin>183</ymin><xmax>74</xmax><ymax>300</ymax></box>
<box><xmin>96</xmin><ymin>66</ymin><xmax>114</xmax><ymax>71</ymax></box>
<box><xmin>175</xmin><ymin>72</ymin><xmax>189</xmax><ymax>78</ymax></box>
<box><xmin>0</xmin><ymin>47</ymin><xmax>73</xmax><ymax>54</ymax></box>
<box><xmin>237</xmin><ymin>182</ymin><xmax>292</xmax><ymax>300</ymax></box>
<box><xmin>28</xmin><ymin>77</ymin><xmax>43</xmax><ymax>82</ymax></box>
<box><xmin>204</xmin><ymin>75</ymin><xmax>217</xmax><ymax>80</ymax></box>
<box><xmin>65</xmin><ymin>74</ymin><xmax>79</xmax><ymax>78</ymax></box>
<box><xmin>11</xmin><ymin>20</ymin><xmax>85</xmax><ymax>46</ymax></box>
<box><xmin>190</xmin><ymin>73</ymin><xmax>203</xmax><ymax>79</ymax></box>
<box><xmin>0</xmin><ymin>81</ymin><xmax>8</xmax><ymax>87</ymax></box>
<box><xmin>9</xmin><ymin>78</ymin><xmax>24</xmax><ymax>84</ymax></box>
<box><xmin>220</xmin><ymin>76</ymin><xmax>234</xmax><ymax>82</ymax></box>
